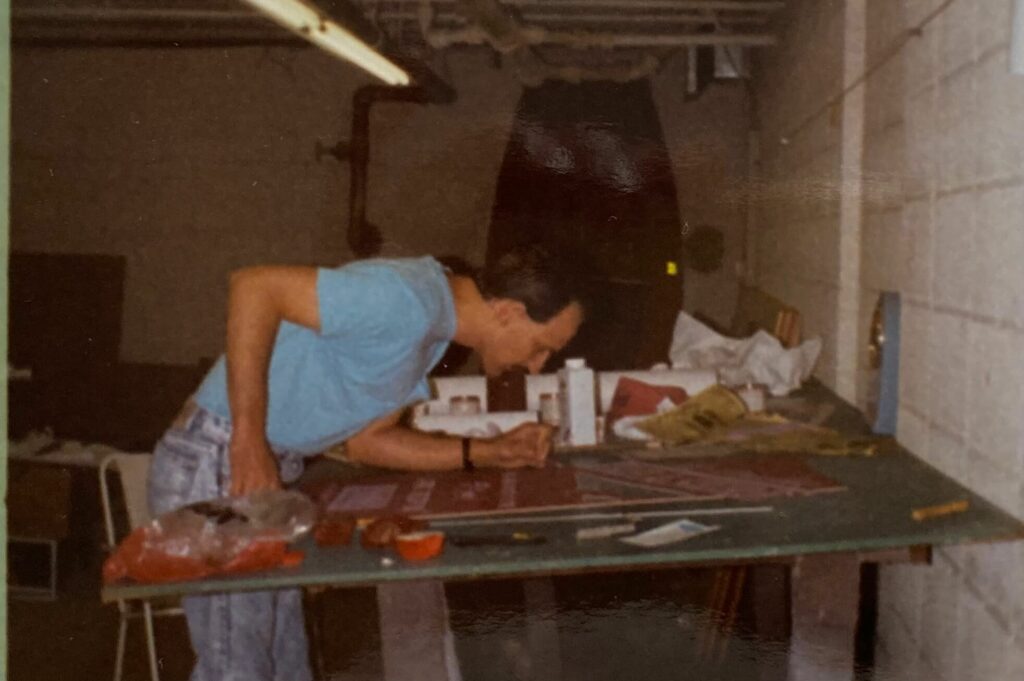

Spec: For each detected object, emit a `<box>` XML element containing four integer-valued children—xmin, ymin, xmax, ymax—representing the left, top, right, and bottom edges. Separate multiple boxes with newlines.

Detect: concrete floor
<box><xmin>8</xmin><ymin>548</ymin><xmax>785</xmax><ymax>681</ymax></box>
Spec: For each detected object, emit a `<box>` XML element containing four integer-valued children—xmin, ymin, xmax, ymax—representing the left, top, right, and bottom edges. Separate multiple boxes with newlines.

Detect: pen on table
<box><xmin>449</xmin><ymin>531</ymin><xmax>547</xmax><ymax>547</ymax></box>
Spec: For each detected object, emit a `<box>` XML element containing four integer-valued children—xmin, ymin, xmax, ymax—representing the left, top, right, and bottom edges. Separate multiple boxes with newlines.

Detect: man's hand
<box><xmin>480</xmin><ymin>422</ymin><xmax>554</xmax><ymax>469</ymax></box>
<box><xmin>228</xmin><ymin>430</ymin><xmax>282</xmax><ymax>496</ymax></box>
<box><xmin>224</xmin><ymin>266</ymin><xmax>319</xmax><ymax>496</ymax></box>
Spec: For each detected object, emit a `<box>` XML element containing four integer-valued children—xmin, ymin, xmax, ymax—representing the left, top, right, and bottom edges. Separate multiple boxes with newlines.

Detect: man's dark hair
<box><xmin>478</xmin><ymin>245</ymin><xmax>592</xmax><ymax>323</ymax></box>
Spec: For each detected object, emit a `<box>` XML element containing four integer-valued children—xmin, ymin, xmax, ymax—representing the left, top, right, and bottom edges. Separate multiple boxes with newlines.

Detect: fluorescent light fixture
<box><xmin>240</xmin><ymin>0</ymin><xmax>410</xmax><ymax>86</ymax></box>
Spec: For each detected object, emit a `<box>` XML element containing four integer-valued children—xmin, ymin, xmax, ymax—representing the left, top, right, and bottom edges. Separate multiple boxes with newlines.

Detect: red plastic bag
<box><xmin>103</xmin><ymin>490</ymin><xmax>314</xmax><ymax>585</ymax></box>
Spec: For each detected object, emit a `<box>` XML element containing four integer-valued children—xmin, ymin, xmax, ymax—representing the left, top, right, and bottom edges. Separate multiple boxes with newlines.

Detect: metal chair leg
<box><xmin>143</xmin><ymin>600</ymin><xmax>161</xmax><ymax>681</ymax></box>
<box><xmin>114</xmin><ymin>613</ymin><xmax>128</xmax><ymax>681</ymax></box>
<box><xmin>305</xmin><ymin>589</ymin><xmax>329</xmax><ymax>681</ymax></box>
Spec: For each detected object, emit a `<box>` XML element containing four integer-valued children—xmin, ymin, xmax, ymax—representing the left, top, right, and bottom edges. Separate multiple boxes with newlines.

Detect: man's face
<box><xmin>479</xmin><ymin>301</ymin><xmax>584</xmax><ymax>377</ymax></box>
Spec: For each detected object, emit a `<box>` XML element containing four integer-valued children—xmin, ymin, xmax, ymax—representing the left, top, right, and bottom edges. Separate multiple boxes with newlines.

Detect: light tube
<box><xmin>241</xmin><ymin>0</ymin><xmax>410</xmax><ymax>86</ymax></box>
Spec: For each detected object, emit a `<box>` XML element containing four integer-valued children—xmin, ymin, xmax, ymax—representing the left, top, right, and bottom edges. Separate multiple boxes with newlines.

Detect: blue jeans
<box><xmin>148</xmin><ymin>403</ymin><xmax>312</xmax><ymax>681</ymax></box>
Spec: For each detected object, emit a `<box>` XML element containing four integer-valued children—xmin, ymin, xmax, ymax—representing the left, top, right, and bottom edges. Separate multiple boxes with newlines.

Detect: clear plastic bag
<box><xmin>104</xmin><ymin>490</ymin><xmax>315</xmax><ymax>584</ymax></box>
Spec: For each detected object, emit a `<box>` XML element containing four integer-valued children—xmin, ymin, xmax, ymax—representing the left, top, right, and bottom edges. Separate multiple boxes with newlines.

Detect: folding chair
<box><xmin>99</xmin><ymin>453</ymin><xmax>184</xmax><ymax>681</ymax></box>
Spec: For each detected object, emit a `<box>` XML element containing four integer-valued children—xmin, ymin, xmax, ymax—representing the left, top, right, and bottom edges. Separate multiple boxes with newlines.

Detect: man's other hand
<box><xmin>483</xmin><ymin>422</ymin><xmax>554</xmax><ymax>469</ymax></box>
<box><xmin>229</xmin><ymin>431</ymin><xmax>282</xmax><ymax>496</ymax></box>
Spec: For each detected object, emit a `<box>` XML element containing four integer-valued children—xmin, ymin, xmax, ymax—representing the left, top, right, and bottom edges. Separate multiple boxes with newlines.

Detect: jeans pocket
<box><xmin>149</xmin><ymin>430</ymin><xmax>223</xmax><ymax>516</ymax></box>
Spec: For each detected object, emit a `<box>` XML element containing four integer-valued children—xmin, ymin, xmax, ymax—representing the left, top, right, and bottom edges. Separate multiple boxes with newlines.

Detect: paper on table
<box><xmin>620</xmin><ymin>518</ymin><xmax>719</xmax><ymax>548</ymax></box>
<box><xmin>669</xmin><ymin>311</ymin><xmax>821</xmax><ymax>396</ymax></box>
<box><xmin>576</xmin><ymin>523</ymin><xmax>637</xmax><ymax>541</ymax></box>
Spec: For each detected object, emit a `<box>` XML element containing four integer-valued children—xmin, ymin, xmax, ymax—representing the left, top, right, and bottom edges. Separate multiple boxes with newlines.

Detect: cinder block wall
<box><xmin>866</xmin><ymin>2</ymin><xmax>1024</xmax><ymax>679</ymax></box>
<box><xmin>11</xmin><ymin>46</ymin><xmax>747</xmax><ymax>366</ymax></box>
<box><xmin>755</xmin><ymin>0</ymin><xmax>1024</xmax><ymax>678</ymax></box>
<box><xmin>751</xmin><ymin>0</ymin><xmax>846</xmax><ymax>390</ymax></box>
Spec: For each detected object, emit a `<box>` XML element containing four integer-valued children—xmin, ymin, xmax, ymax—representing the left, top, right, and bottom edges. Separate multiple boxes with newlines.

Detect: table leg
<box><xmin>523</xmin><ymin>577</ymin><xmax>562</xmax><ymax>681</ymax></box>
<box><xmin>377</xmin><ymin>580</ymin><xmax>461</xmax><ymax>681</ymax></box>
<box><xmin>787</xmin><ymin>553</ymin><xmax>861</xmax><ymax>681</ymax></box>
<box><xmin>751</xmin><ymin>564</ymin><xmax>789</xmax><ymax>681</ymax></box>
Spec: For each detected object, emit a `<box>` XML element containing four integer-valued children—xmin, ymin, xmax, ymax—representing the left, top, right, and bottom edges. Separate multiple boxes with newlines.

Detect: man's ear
<box><xmin>489</xmin><ymin>298</ymin><xmax>528</xmax><ymax>326</ymax></box>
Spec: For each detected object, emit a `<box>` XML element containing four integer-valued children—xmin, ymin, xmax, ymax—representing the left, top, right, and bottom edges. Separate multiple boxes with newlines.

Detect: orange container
<box><xmin>395</xmin><ymin>531</ymin><xmax>446</xmax><ymax>561</ymax></box>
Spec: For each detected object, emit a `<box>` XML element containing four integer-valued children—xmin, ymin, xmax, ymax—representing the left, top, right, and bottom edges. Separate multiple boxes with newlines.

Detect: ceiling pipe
<box><xmin>425</xmin><ymin>28</ymin><xmax>777</xmax><ymax>48</ymax></box>
<box><xmin>365</xmin><ymin>0</ymin><xmax>784</xmax><ymax>10</ymax></box>
<box><xmin>405</xmin><ymin>13</ymin><xmax>768</xmax><ymax>26</ymax></box>
<box><xmin>419</xmin><ymin>0</ymin><xmax>774</xmax><ymax>54</ymax></box>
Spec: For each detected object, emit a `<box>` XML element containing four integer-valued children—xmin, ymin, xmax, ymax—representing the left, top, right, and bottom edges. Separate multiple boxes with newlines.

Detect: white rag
<box><xmin>668</xmin><ymin>311</ymin><xmax>822</xmax><ymax>396</ymax></box>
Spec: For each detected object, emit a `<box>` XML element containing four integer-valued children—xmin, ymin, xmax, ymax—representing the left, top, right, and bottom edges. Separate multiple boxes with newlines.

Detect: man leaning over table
<box><xmin>147</xmin><ymin>244</ymin><xmax>590</xmax><ymax>681</ymax></box>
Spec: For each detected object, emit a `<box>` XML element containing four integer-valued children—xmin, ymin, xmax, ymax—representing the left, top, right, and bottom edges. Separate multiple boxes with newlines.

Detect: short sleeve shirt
<box><xmin>193</xmin><ymin>257</ymin><xmax>456</xmax><ymax>454</ymax></box>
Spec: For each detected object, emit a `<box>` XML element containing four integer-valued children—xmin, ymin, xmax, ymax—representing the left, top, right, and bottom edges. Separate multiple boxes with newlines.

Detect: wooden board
<box><xmin>730</xmin><ymin>284</ymin><xmax>802</xmax><ymax>348</ymax></box>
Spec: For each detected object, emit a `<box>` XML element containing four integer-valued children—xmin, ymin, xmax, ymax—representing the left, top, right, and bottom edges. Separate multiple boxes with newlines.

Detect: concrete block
<box><xmin>932</xmin><ymin>193</ymin><xmax>976</xmax><ymax>311</ymax></box>
<box><xmin>972</xmin><ymin>184</ymin><xmax>1024</xmax><ymax>321</ymax></box>
<box><xmin>954</xmin><ymin>589</ymin><xmax>1016</xmax><ymax>681</ymax></box>
<box><xmin>899</xmin><ymin>200</ymin><xmax>933</xmax><ymax>297</ymax></box>
<box><xmin>967</xmin><ymin>450</ymin><xmax>1023</xmax><ymax>520</ymax></box>
<box><xmin>964</xmin><ymin>322</ymin><xmax>1024</xmax><ymax>469</ymax></box>
<box><xmin>977</xmin><ymin>50</ymin><xmax>1024</xmax><ymax>183</ymax></box>
<box><xmin>904</xmin><ymin>20</ymin><xmax>938</xmax><ymax>98</ymax></box>
<box><xmin>939</xmin><ymin>70</ymin><xmax>977</xmax><ymax>192</ymax></box>
<box><xmin>928</xmin><ymin>421</ymin><xmax>967</xmax><ymax>482</ymax></box>
<box><xmin>872</xmin><ymin>639</ymin><xmax>900</xmax><ymax>681</ymax></box>
<box><xmin>976</xmin><ymin>0</ymin><xmax>1014</xmax><ymax>56</ymax></box>
<box><xmin>866</xmin><ymin>0</ymin><xmax>900</xmax><ymax>59</ymax></box>
<box><xmin>958</xmin><ymin>541</ymin><xmax>1024</xmax><ymax>636</ymax></box>
<box><xmin>865</xmin><ymin>127</ymin><xmax>906</xmax><ymax>210</ymax></box>
<box><xmin>917</xmin><ymin>559</ymin><xmax>964</xmax><ymax>676</ymax></box>
<box><xmin>903</xmin><ymin>88</ymin><xmax>938</xmax><ymax>199</ymax></box>
<box><xmin>897</xmin><ymin>405</ymin><xmax>931</xmax><ymax>457</ymax></box>
<box><xmin>1007</xmin><ymin>644</ymin><xmax>1024</xmax><ymax>681</ymax></box>
<box><xmin>898</xmin><ymin>302</ymin><xmax>932</xmax><ymax>410</ymax></box>
<box><xmin>860</xmin><ymin>219</ymin><xmax>887</xmax><ymax>290</ymax></box>
<box><xmin>973</xmin><ymin>53</ymin><xmax>1004</xmax><ymax>185</ymax></box>
<box><xmin>876</xmin><ymin>605</ymin><xmax>927</xmax><ymax>681</ymax></box>
<box><xmin>881</xmin><ymin>565</ymin><xmax>926</xmax><ymax>635</ymax></box>
<box><xmin>905</xmin><ymin>0</ymin><xmax>944</xmax><ymax>28</ymax></box>
<box><xmin>873</xmin><ymin>60</ymin><xmax>906</xmax><ymax>131</ymax></box>
<box><xmin>877</xmin><ymin>209</ymin><xmax>903</xmax><ymax>290</ymax></box>
<box><xmin>928</xmin><ymin>311</ymin><xmax>969</xmax><ymax>433</ymax></box>
<box><xmin>939</xmin><ymin>0</ymin><xmax>976</xmax><ymax>77</ymax></box>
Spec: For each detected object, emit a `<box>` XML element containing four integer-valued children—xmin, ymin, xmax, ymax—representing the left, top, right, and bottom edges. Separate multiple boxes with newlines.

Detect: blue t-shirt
<box><xmin>193</xmin><ymin>257</ymin><xmax>456</xmax><ymax>454</ymax></box>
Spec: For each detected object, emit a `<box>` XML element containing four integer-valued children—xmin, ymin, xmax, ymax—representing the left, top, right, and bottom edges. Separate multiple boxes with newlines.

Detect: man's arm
<box><xmin>226</xmin><ymin>266</ymin><xmax>321</xmax><ymax>495</ymax></box>
<box><xmin>347</xmin><ymin>409</ymin><xmax>554</xmax><ymax>471</ymax></box>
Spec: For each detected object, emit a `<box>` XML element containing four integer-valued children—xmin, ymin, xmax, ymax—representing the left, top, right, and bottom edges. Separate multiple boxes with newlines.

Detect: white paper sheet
<box><xmin>668</xmin><ymin>311</ymin><xmax>822</xmax><ymax>396</ymax></box>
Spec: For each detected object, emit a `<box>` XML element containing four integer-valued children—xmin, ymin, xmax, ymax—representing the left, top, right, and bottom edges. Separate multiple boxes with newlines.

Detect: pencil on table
<box><xmin>912</xmin><ymin>499</ymin><xmax>968</xmax><ymax>521</ymax></box>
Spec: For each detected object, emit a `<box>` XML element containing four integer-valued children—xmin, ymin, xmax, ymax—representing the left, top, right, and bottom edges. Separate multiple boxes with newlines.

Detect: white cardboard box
<box><xmin>412</xmin><ymin>411</ymin><xmax>538</xmax><ymax>438</ymax></box>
